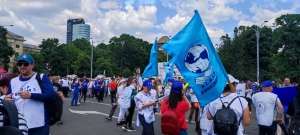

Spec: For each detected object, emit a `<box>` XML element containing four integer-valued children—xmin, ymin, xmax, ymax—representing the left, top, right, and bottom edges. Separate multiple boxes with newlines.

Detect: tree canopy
<box><xmin>0</xmin><ymin>26</ymin><xmax>14</xmax><ymax>69</ymax></box>
<box><xmin>218</xmin><ymin>14</ymin><xmax>300</xmax><ymax>83</ymax></box>
<box><xmin>32</xmin><ymin>34</ymin><xmax>153</xmax><ymax>77</ymax></box>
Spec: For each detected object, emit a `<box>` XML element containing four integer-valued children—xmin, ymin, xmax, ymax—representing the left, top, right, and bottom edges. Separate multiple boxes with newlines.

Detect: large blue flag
<box><xmin>162</xmin><ymin>10</ymin><xmax>228</xmax><ymax>106</ymax></box>
<box><xmin>142</xmin><ymin>40</ymin><xmax>158</xmax><ymax>78</ymax></box>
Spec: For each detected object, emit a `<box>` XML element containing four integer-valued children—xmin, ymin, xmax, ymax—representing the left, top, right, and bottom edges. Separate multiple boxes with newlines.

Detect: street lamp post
<box><xmin>253</xmin><ymin>20</ymin><xmax>269</xmax><ymax>83</ymax></box>
<box><xmin>255</xmin><ymin>27</ymin><xmax>260</xmax><ymax>84</ymax></box>
<box><xmin>90</xmin><ymin>39</ymin><xmax>94</xmax><ymax>79</ymax></box>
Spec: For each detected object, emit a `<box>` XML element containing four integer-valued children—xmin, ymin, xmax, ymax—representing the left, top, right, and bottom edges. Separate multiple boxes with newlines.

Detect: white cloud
<box><xmin>160</xmin><ymin>0</ymin><xmax>244</xmax><ymax>25</ymax></box>
<box><xmin>0</xmin><ymin>7</ymin><xmax>35</xmax><ymax>32</ymax></box>
<box><xmin>160</xmin><ymin>0</ymin><xmax>243</xmax><ymax>44</ymax></box>
<box><xmin>160</xmin><ymin>14</ymin><xmax>189</xmax><ymax>34</ymax></box>
<box><xmin>207</xmin><ymin>28</ymin><xmax>226</xmax><ymax>43</ymax></box>
<box><xmin>0</xmin><ymin>0</ymin><xmax>299</xmax><ymax>46</ymax></box>
<box><xmin>16</xmin><ymin>1</ymin><xmax>53</xmax><ymax>9</ymax></box>
<box><xmin>91</xmin><ymin>5</ymin><xmax>157</xmax><ymax>42</ymax></box>
<box><xmin>238</xmin><ymin>20</ymin><xmax>255</xmax><ymax>27</ymax></box>
<box><xmin>98</xmin><ymin>0</ymin><xmax>120</xmax><ymax>10</ymax></box>
<box><xmin>238</xmin><ymin>3</ymin><xmax>300</xmax><ymax>27</ymax></box>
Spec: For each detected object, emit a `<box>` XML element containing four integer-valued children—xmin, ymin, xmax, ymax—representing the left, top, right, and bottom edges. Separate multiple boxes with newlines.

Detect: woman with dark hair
<box><xmin>160</xmin><ymin>80</ymin><xmax>191</xmax><ymax>135</ymax></box>
<box><xmin>0</xmin><ymin>73</ymin><xmax>28</xmax><ymax>135</ymax></box>
<box><xmin>0</xmin><ymin>73</ymin><xmax>16</xmax><ymax>100</ymax></box>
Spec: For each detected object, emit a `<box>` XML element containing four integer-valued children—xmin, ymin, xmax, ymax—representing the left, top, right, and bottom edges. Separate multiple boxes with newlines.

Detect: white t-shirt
<box><xmin>252</xmin><ymin>92</ymin><xmax>280</xmax><ymax>126</ymax></box>
<box><xmin>245</xmin><ymin>89</ymin><xmax>252</xmax><ymax>99</ymax></box>
<box><xmin>135</xmin><ymin>89</ymin><xmax>157</xmax><ymax>123</ymax></box>
<box><xmin>10</xmin><ymin>74</ymin><xmax>45</xmax><ymax>129</ymax></box>
<box><xmin>61</xmin><ymin>79</ymin><xmax>69</xmax><ymax>87</ymax></box>
<box><xmin>208</xmin><ymin>93</ymin><xmax>248</xmax><ymax>135</ymax></box>
<box><xmin>88</xmin><ymin>81</ymin><xmax>93</xmax><ymax>89</ymax></box>
<box><xmin>117</xmin><ymin>85</ymin><xmax>133</xmax><ymax>109</ymax></box>
<box><xmin>236</xmin><ymin>83</ymin><xmax>246</xmax><ymax>97</ymax></box>
<box><xmin>200</xmin><ymin>105</ymin><xmax>213</xmax><ymax>135</ymax></box>
<box><xmin>190</xmin><ymin>89</ymin><xmax>199</xmax><ymax>103</ymax></box>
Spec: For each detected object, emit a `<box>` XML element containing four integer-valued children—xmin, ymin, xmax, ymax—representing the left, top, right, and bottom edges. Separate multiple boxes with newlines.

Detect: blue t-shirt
<box><xmin>72</xmin><ymin>83</ymin><xmax>80</xmax><ymax>93</ymax></box>
<box><xmin>81</xmin><ymin>80</ymin><xmax>89</xmax><ymax>89</ymax></box>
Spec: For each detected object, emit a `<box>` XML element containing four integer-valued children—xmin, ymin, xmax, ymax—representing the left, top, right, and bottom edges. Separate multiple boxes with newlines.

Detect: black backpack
<box><xmin>0</xmin><ymin>99</ymin><xmax>22</xmax><ymax>135</ymax></box>
<box><xmin>36</xmin><ymin>73</ymin><xmax>63</xmax><ymax>126</ymax></box>
<box><xmin>213</xmin><ymin>96</ymin><xmax>243</xmax><ymax>135</ymax></box>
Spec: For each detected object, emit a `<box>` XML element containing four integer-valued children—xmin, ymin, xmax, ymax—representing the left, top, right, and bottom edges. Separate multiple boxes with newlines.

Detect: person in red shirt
<box><xmin>105</xmin><ymin>78</ymin><xmax>118</xmax><ymax>121</ymax></box>
<box><xmin>160</xmin><ymin>80</ymin><xmax>191</xmax><ymax>135</ymax></box>
<box><xmin>108</xmin><ymin>78</ymin><xmax>118</xmax><ymax>104</ymax></box>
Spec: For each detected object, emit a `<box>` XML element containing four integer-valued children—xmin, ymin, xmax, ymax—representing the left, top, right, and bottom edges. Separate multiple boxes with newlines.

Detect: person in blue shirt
<box><xmin>80</xmin><ymin>78</ymin><xmax>89</xmax><ymax>103</ymax></box>
<box><xmin>71</xmin><ymin>78</ymin><xmax>80</xmax><ymax>106</ymax></box>
<box><xmin>8</xmin><ymin>53</ymin><xmax>56</xmax><ymax>135</ymax></box>
<box><xmin>93</xmin><ymin>78</ymin><xmax>103</xmax><ymax>102</ymax></box>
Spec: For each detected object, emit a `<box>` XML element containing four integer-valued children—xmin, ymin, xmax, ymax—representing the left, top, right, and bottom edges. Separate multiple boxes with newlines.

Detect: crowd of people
<box><xmin>0</xmin><ymin>53</ymin><xmax>299</xmax><ymax>135</ymax></box>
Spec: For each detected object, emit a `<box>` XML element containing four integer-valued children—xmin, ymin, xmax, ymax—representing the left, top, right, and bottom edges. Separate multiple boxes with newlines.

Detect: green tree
<box><xmin>271</xmin><ymin>14</ymin><xmax>300</xmax><ymax>82</ymax></box>
<box><xmin>218</xmin><ymin>26</ymin><xmax>273</xmax><ymax>81</ymax></box>
<box><xmin>108</xmin><ymin>34</ymin><xmax>151</xmax><ymax>76</ymax></box>
<box><xmin>0</xmin><ymin>26</ymin><xmax>14</xmax><ymax>69</ymax></box>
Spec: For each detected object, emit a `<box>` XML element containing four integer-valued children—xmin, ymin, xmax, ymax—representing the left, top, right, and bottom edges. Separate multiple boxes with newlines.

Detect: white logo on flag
<box><xmin>184</xmin><ymin>44</ymin><xmax>217</xmax><ymax>94</ymax></box>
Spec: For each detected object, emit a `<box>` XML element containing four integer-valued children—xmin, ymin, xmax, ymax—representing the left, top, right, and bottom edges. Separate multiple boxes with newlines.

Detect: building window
<box><xmin>16</xmin><ymin>44</ymin><xmax>20</xmax><ymax>48</ymax></box>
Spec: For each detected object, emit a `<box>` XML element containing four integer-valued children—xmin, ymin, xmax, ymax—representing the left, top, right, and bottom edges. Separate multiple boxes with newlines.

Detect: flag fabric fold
<box><xmin>162</xmin><ymin>10</ymin><xmax>228</xmax><ymax>106</ymax></box>
<box><xmin>142</xmin><ymin>40</ymin><xmax>158</xmax><ymax>78</ymax></box>
<box><xmin>163</xmin><ymin>60</ymin><xmax>174</xmax><ymax>84</ymax></box>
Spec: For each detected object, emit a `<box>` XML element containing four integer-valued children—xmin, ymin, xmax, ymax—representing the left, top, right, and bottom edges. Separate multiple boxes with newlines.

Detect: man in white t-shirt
<box><xmin>60</xmin><ymin>77</ymin><xmax>69</xmax><ymax>97</ymax></box>
<box><xmin>236</xmin><ymin>82</ymin><xmax>246</xmax><ymax>97</ymax></box>
<box><xmin>252</xmin><ymin>80</ymin><xmax>284</xmax><ymax>135</ymax></box>
<box><xmin>207</xmin><ymin>77</ymin><xmax>251</xmax><ymax>135</ymax></box>
<box><xmin>200</xmin><ymin>105</ymin><xmax>213</xmax><ymax>135</ymax></box>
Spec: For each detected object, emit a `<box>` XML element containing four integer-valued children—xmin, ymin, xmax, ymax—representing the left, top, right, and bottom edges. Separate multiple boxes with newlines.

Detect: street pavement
<box><xmin>50</xmin><ymin>96</ymin><xmax>259</xmax><ymax>135</ymax></box>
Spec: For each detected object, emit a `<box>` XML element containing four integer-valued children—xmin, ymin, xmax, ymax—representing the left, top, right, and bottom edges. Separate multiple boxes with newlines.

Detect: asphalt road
<box><xmin>50</xmin><ymin>96</ymin><xmax>259</xmax><ymax>135</ymax></box>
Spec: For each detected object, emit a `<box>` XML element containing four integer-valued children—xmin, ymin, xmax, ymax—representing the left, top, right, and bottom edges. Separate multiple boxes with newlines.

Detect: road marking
<box><xmin>68</xmin><ymin>108</ymin><xmax>118</xmax><ymax>119</ymax></box>
<box><xmin>85</xmin><ymin>100</ymin><xmax>112</xmax><ymax>107</ymax></box>
<box><xmin>68</xmin><ymin>108</ymin><xmax>137</xmax><ymax>123</ymax></box>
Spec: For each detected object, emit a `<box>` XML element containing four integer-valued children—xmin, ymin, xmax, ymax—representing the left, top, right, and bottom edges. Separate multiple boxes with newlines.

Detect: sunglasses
<box><xmin>17</xmin><ymin>62</ymin><xmax>30</xmax><ymax>67</ymax></box>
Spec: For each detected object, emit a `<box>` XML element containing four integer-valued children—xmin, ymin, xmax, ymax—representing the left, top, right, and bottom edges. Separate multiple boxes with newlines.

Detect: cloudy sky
<box><xmin>0</xmin><ymin>0</ymin><xmax>299</xmax><ymax>45</ymax></box>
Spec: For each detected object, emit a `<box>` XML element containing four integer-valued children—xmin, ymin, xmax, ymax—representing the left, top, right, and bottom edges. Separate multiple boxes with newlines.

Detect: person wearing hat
<box><xmin>207</xmin><ymin>76</ymin><xmax>251</xmax><ymax>135</ymax></box>
<box><xmin>252</xmin><ymin>80</ymin><xmax>284</xmax><ymax>135</ymax></box>
<box><xmin>8</xmin><ymin>53</ymin><xmax>56</xmax><ymax>135</ymax></box>
<box><xmin>134</xmin><ymin>79</ymin><xmax>157</xmax><ymax>135</ymax></box>
<box><xmin>116</xmin><ymin>77</ymin><xmax>133</xmax><ymax>126</ymax></box>
<box><xmin>160</xmin><ymin>80</ymin><xmax>191</xmax><ymax>135</ymax></box>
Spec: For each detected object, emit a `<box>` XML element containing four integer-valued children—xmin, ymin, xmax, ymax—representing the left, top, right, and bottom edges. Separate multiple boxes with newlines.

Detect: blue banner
<box><xmin>273</xmin><ymin>86</ymin><xmax>298</xmax><ymax>112</ymax></box>
<box><xmin>142</xmin><ymin>40</ymin><xmax>158</xmax><ymax>78</ymax></box>
<box><xmin>162</xmin><ymin>10</ymin><xmax>228</xmax><ymax>106</ymax></box>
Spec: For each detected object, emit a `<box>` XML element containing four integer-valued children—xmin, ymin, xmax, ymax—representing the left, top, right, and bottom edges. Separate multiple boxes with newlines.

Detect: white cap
<box><xmin>228</xmin><ymin>74</ymin><xmax>239</xmax><ymax>83</ymax></box>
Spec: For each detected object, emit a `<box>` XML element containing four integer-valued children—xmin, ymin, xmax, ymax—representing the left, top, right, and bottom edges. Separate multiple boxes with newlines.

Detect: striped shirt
<box><xmin>0</xmin><ymin>100</ymin><xmax>28</xmax><ymax>135</ymax></box>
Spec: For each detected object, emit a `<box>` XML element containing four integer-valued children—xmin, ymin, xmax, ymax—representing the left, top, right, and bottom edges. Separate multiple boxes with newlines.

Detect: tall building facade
<box><xmin>6</xmin><ymin>31</ymin><xmax>25</xmax><ymax>71</ymax></box>
<box><xmin>66</xmin><ymin>18</ymin><xmax>85</xmax><ymax>43</ymax></box>
<box><xmin>72</xmin><ymin>24</ymin><xmax>90</xmax><ymax>41</ymax></box>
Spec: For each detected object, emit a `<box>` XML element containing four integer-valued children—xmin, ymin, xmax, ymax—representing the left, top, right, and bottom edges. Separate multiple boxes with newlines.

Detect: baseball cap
<box><xmin>143</xmin><ymin>80</ymin><xmax>153</xmax><ymax>90</ymax></box>
<box><xmin>261</xmin><ymin>80</ymin><xmax>273</xmax><ymax>88</ymax></box>
<box><xmin>17</xmin><ymin>53</ymin><xmax>34</xmax><ymax>64</ymax></box>
<box><xmin>171</xmin><ymin>80</ymin><xmax>183</xmax><ymax>94</ymax></box>
<box><xmin>228</xmin><ymin>74</ymin><xmax>239</xmax><ymax>84</ymax></box>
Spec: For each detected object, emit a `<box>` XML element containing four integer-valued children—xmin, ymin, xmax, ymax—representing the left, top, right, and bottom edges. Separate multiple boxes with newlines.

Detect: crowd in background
<box><xmin>0</xmin><ymin>53</ymin><xmax>299</xmax><ymax>135</ymax></box>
